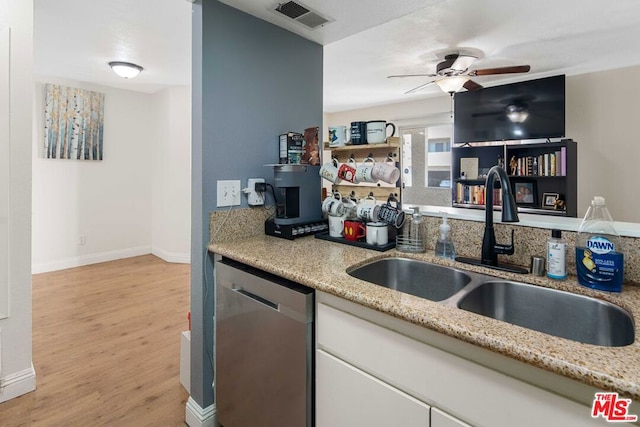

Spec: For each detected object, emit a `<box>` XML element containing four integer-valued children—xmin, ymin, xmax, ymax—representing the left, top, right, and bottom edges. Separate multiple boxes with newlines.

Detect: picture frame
<box><xmin>512</xmin><ymin>180</ymin><xmax>537</xmax><ymax>206</ymax></box>
<box><xmin>542</xmin><ymin>192</ymin><xmax>560</xmax><ymax>209</ymax></box>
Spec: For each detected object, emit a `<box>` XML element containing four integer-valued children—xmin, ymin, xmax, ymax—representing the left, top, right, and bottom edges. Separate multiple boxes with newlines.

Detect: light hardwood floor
<box><xmin>0</xmin><ymin>255</ymin><xmax>191</xmax><ymax>426</ymax></box>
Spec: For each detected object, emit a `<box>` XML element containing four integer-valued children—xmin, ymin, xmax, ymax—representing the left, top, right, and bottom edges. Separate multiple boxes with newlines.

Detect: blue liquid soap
<box><xmin>575</xmin><ymin>196</ymin><xmax>624</xmax><ymax>292</ymax></box>
<box><xmin>435</xmin><ymin>212</ymin><xmax>456</xmax><ymax>259</ymax></box>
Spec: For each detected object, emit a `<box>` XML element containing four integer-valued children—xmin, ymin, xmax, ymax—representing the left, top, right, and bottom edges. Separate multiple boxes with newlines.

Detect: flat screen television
<box><xmin>453</xmin><ymin>75</ymin><xmax>565</xmax><ymax>144</ymax></box>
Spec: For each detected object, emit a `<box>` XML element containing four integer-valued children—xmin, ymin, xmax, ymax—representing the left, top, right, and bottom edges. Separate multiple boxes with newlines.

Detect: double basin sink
<box><xmin>347</xmin><ymin>257</ymin><xmax>635</xmax><ymax>347</ymax></box>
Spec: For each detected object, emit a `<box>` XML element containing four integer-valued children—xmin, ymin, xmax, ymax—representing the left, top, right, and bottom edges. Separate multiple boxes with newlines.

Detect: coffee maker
<box><xmin>265</xmin><ymin>164</ymin><xmax>326</xmax><ymax>239</ymax></box>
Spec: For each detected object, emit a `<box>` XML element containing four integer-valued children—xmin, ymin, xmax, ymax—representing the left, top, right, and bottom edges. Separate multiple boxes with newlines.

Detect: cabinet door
<box><xmin>316</xmin><ymin>349</ymin><xmax>430</xmax><ymax>427</ymax></box>
<box><xmin>431</xmin><ymin>408</ymin><xmax>472</xmax><ymax>427</ymax></box>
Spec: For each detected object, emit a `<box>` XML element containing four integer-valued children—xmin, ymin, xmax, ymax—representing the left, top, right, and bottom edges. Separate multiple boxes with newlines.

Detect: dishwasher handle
<box><xmin>234</xmin><ymin>287</ymin><xmax>279</xmax><ymax>311</ymax></box>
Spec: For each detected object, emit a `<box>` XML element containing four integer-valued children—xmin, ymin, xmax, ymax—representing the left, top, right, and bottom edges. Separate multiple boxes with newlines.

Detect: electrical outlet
<box><xmin>217</xmin><ymin>180</ymin><xmax>241</xmax><ymax>207</ymax></box>
<box><xmin>245</xmin><ymin>178</ymin><xmax>265</xmax><ymax>206</ymax></box>
<box><xmin>78</xmin><ymin>235</ymin><xmax>86</xmax><ymax>245</ymax></box>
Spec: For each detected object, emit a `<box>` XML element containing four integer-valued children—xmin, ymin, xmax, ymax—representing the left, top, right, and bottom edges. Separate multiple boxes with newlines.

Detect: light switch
<box><xmin>217</xmin><ymin>180</ymin><xmax>241</xmax><ymax>207</ymax></box>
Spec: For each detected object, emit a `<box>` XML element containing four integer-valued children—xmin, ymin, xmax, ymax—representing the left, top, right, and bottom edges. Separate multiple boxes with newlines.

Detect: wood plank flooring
<box><xmin>0</xmin><ymin>255</ymin><xmax>191</xmax><ymax>426</ymax></box>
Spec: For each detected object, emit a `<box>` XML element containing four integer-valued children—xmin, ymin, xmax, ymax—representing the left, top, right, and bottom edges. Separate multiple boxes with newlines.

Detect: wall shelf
<box><xmin>452</xmin><ymin>140</ymin><xmax>577</xmax><ymax>217</ymax></box>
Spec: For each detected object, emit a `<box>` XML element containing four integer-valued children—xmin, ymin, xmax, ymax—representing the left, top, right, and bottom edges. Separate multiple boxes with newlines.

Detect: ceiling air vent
<box><xmin>274</xmin><ymin>1</ymin><xmax>331</xmax><ymax>29</ymax></box>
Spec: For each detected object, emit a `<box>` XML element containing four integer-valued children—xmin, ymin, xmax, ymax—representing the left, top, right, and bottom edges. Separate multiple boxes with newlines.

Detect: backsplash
<box><xmin>209</xmin><ymin>207</ymin><xmax>273</xmax><ymax>243</ymax></box>
<box><xmin>210</xmin><ymin>207</ymin><xmax>640</xmax><ymax>284</ymax></box>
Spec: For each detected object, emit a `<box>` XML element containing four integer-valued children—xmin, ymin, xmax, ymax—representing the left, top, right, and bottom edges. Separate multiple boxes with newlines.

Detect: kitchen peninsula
<box><xmin>211</xmin><ymin>228</ymin><xmax>640</xmax><ymax>427</ymax></box>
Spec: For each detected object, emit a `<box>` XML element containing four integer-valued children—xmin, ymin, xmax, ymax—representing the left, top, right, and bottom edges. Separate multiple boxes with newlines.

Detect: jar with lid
<box><xmin>396</xmin><ymin>207</ymin><xmax>426</xmax><ymax>253</ymax></box>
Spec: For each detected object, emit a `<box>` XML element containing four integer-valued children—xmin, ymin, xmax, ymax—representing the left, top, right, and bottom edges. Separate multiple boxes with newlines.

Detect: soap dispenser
<box><xmin>435</xmin><ymin>212</ymin><xmax>455</xmax><ymax>259</ymax></box>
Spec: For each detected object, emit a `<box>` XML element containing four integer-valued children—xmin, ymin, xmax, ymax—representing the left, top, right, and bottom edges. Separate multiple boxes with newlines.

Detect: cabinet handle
<box><xmin>233</xmin><ymin>287</ymin><xmax>279</xmax><ymax>311</ymax></box>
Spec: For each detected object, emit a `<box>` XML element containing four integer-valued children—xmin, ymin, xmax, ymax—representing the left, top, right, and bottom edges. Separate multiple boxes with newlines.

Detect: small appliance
<box><xmin>265</xmin><ymin>164</ymin><xmax>325</xmax><ymax>239</ymax></box>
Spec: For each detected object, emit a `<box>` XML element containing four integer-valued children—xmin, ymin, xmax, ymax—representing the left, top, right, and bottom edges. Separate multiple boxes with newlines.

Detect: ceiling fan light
<box><xmin>507</xmin><ymin>111</ymin><xmax>529</xmax><ymax>123</ymax></box>
<box><xmin>108</xmin><ymin>61</ymin><xmax>143</xmax><ymax>79</ymax></box>
<box><xmin>436</xmin><ymin>76</ymin><xmax>469</xmax><ymax>93</ymax></box>
<box><xmin>506</xmin><ymin>105</ymin><xmax>529</xmax><ymax>123</ymax></box>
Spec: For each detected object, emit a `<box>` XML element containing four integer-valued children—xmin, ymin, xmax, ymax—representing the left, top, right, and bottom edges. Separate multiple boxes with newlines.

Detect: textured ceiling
<box><xmin>34</xmin><ymin>0</ymin><xmax>640</xmax><ymax>112</ymax></box>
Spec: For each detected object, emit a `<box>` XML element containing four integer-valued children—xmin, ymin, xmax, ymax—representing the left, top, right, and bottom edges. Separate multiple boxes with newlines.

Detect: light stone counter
<box><xmin>210</xmin><ymin>234</ymin><xmax>640</xmax><ymax>401</ymax></box>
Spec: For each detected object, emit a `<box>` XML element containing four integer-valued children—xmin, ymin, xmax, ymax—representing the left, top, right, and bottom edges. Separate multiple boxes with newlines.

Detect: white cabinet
<box><xmin>316</xmin><ymin>349</ymin><xmax>430</xmax><ymax>427</ymax></box>
<box><xmin>431</xmin><ymin>408</ymin><xmax>472</xmax><ymax>427</ymax></box>
<box><xmin>316</xmin><ymin>293</ymin><xmax>609</xmax><ymax>427</ymax></box>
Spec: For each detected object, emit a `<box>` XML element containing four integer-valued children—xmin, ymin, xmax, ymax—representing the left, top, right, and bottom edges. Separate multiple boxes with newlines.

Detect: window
<box><xmin>401</xmin><ymin>124</ymin><xmax>452</xmax><ymax>189</ymax></box>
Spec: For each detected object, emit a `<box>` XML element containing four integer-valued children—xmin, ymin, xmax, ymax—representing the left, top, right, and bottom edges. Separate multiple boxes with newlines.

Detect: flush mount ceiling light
<box><xmin>108</xmin><ymin>61</ymin><xmax>143</xmax><ymax>79</ymax></box>
<box><xmin>436</xmin><ymin>76</ymin><xmax>470</xmax><ymax>94</ymax></box>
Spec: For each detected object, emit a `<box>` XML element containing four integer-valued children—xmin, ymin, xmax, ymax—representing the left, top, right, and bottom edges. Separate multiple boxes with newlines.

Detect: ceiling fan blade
<box><xmin>463</xmin><ymin>80</ymin><xmax>483</xmax><ymax>91</ymax></box>
<box><xmin>388</xmin><ymin>73</ymin><xmax>437</xmax><ymax>78</ymax></box>
<box><xmin>405</xmin><ymin>81</ymin><xmax>435</xmax><ymax>94</ymax></box>
<box><xmin>471</xmin><ymin>65</ymin><xmax>531</xmax><ymax>76</ymax></box>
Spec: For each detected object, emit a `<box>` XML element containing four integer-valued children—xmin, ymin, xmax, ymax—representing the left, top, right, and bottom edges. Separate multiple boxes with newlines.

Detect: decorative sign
<box><xmin>460</xmin><ymin>157</ymin><xmax>479</xmax><ymax>180</ymax></box>
<box><xmin>44</xmin><ymin>84</ymin><xmax>105</xmax><ymax>160</ymax></box>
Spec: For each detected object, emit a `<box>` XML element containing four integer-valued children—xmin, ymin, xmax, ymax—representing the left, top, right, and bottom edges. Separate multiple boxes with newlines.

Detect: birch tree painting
<box><xmin>44</xmin><ymin>84</ymin><xmax>105</xmax><ymax>160</ymax></box>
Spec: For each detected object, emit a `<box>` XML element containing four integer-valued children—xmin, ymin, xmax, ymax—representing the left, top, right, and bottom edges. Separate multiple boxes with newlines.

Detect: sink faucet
<box><xmin>481</xmin><ymin>165</ymin><xmax>519</xmax><ymax>266</ymax></box>
<box><xmin>457</xmin><ymin>165</ymin><xmax>527</xmax><ymax>274</ymax></box>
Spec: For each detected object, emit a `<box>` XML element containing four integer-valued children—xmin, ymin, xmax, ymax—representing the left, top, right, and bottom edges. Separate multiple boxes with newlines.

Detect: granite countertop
<box><xmin>210</xmin><ymin>234</ymin><xmax>640</xmax><ymax>401</ymax></box>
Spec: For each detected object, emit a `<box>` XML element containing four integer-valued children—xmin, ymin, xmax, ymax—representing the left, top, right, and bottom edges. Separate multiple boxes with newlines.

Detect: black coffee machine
<box><xmin>265</xmin><ymin>164</ymin><xmax>326</xmax><ymax>239</ymax></box>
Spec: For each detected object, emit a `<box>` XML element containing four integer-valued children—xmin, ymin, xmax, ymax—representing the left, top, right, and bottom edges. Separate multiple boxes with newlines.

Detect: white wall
<box><xmin>32</xmin><ymin>77</ymin><xmax>154</xmax><ymax>273</ymax></box>
<box><xmin>151</xmin><ymin>86</ymin><xmax>191</xmax><ymax>263</ymax></box>
<box><xmin>327</xmin><ymin>71</ymin><xmax>640</xmax><ymax>222</ymax></box>
<box><xmin>566</xmin><ymin>66</ymin><xmax>640</xmax><ymax>223</ymax></box>
<box><xmin>32</xmin><ymin>79</ymin><xmax>192</xmax><ymax>272</ymax></box>
<box><xmin>0</xmin><ymin>0</ymin><xmax>36</xmax><ymax>403</ymax></box>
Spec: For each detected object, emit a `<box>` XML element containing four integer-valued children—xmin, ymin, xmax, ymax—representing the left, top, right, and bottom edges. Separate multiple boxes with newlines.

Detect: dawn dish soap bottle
<box><xmin>435</xmin><ymin>212</ymin><xmax>455</xmax><ymax>259</ymax></box>
<box><xmin>575</xmin><ymin>196</ymin><xmax>624</xmax><ymax>292</ymax></box>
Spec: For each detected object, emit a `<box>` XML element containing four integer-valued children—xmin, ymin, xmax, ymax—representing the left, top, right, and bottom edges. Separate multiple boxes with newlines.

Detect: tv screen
<box><xmin>453</xmin><ymin>75</ymin><xmax>565</xmax><ymax>144</ymax></box>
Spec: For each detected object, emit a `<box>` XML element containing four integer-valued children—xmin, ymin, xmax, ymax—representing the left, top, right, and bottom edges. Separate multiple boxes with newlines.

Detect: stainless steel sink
<box><xmin>457</xmin><ymin>281</ymin><xmax>635</xmax><ymax>347</ymax></box>
<box><xmin>347</xmin><ymin>257</ymin><xmax>635</xmax><ymax>347</ymax></box>
<box><xmin>347</xmin><ymin>258</ymin><xmax>473</xmax><ymax>302</ymax></box>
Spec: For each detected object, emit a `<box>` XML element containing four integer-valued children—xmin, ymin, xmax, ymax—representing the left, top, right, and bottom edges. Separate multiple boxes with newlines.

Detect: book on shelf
<box><xmin>455</xmin><ymin>182</ymin><xmax>501</xmax><ymax>206</ymax></box>
<box><xmin>509</xmin><ymin>147</ymin><xmax>569</xmax><ymax>177</ymax></box>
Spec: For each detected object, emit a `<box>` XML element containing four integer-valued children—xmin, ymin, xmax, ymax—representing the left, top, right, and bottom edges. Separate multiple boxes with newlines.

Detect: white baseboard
<box><xmin>185</xmin><ymin>397</ymin><xmax>216</xmax><ymax>427</ymax></box>
<box><xmin>31</xmin><ymin>246</ymin><xmax>152</xmax><ymax>274</ymax></box>
<box><xmin>152</xmin><ymin>246</ymin><xmax>191</xmax><ymax>264</ymax></box>
<box><xmin>0</xmin><ymin>363</ymin><xmax>36</xmax><ymax>403</ymax></box>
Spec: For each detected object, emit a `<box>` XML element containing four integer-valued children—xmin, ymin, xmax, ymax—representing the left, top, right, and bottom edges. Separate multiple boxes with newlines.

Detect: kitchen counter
<box><xmin>210</xmin><ymin>234</ymin><xmax>640</xmax><ymax>401</ymax></box>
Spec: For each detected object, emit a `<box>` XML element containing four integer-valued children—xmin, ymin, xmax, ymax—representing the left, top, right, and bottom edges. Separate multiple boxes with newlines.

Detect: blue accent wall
<box><xmin>191</xmin><ymin>0</ymin><xmax>323</xmax><ymax>409</ymax></box>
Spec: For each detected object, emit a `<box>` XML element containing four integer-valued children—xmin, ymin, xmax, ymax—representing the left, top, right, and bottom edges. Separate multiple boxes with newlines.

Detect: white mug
<box><xmin>341</xmin><ymin>197</ymin><xmax>358</xmax><ymax>219</ymax></box>
<box><xmin>371</xmin><ymin>156</ymin><xmax>400</xmax><ymax>184</ymax></box>
<box><xmin>319</xmin><ymin>158</ymin><xmax>342</xmax><ymax>184</ymax></box>
<box><xmin>356</xmin><ymin>202</ymin><xmax>380</xmax><ymax>222</ymax></box>
<box><xmin>355</xmin><ymin>157</ymin><xmax>376</xmax><ymax>183</ymax></box>
<box><xmin>322</xmin><ymin>193</ymin><xmax>345</xmax><ymax>217</ymax></box>
<box><xmin>366</xmin><ymin>222</ymin><xmax>389</xmax><ymax>246</ymax></box>
<box><xmin>328</xmin><ymin>214</ymin><xmax>346</xmax><ymax>237</ymax></box>
<box><xmin>328</xmin><ymin>126</ymin><xmax>347</xmax><ymax>147</ymax></box>
<box><xmin>366</xmin><ymin>120</ymin><xmax>396</xmax><ymax>144</ymax></box>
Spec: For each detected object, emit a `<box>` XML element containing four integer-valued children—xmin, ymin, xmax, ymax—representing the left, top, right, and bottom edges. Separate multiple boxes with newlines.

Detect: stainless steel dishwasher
<box><xmin>215</xmin><ymin>257</ymin><xmax>314</xmax><ymax>427</ymax></box>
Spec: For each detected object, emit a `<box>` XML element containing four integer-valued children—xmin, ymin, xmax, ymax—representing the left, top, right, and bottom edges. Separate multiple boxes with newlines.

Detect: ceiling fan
<box><xmin>388</xmin><ymin>53</ymin><xmax>531</xmax><ymax>94</ymax></box>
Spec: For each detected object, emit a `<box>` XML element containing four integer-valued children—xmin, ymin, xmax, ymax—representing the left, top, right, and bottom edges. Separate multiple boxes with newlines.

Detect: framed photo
<box><xmin>542</xmin><ymin>192</ymin><xmax>560</xmax><ymax>209</ymax></box>
<box><xmin>512</xmin><ymin>180</ymin><xmax>537</xmax><ymax>206</ymax></box>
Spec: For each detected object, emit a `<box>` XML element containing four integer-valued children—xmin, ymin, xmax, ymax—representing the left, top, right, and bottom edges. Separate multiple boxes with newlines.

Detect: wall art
<box><xmin>44</xmin><ymin>84</ymin><xmax>105</xmax><ymax>160</ymax></box>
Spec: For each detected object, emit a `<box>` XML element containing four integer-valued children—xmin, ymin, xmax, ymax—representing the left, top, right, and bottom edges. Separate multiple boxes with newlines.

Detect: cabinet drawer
<box><xmin>316</xmin><ymin>349</ymin><xmax>430</xmax><ymax>427</ymax></box>
<box><xmin>431</xmin><ymin>408</ymin><xmax>472</xmax><ymax>427</ymax></box>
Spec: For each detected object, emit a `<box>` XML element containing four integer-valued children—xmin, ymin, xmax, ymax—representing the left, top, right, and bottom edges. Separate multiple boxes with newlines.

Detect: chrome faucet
<box><xmin>457</xmin><ymin>165</ymin><xmax>528</xmax><ymax>274</ymax></box>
